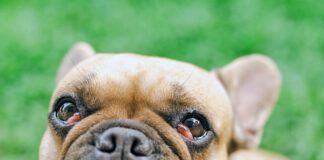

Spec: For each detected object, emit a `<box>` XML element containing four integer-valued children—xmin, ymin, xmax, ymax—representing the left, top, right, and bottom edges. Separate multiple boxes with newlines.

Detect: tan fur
<box><xmin>39</xmin><ymin>42</ymin><xmax>286</xmax><ymax>160</ymax></box>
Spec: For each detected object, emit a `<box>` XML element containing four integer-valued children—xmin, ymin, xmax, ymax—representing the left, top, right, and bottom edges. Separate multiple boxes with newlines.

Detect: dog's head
<box><xmin>39</xmin><ymin>43</ymin><xmax>281</xmax><ymax>160</ymax></box>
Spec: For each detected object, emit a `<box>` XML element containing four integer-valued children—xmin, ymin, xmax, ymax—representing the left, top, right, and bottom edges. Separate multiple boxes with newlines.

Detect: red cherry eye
<box><xmin>177</xmin><ymin>117</ymin><xmax>206</xmax><ymax>140</ymax></box>
<box><xmin>66</xmin><ymin>112</ymin><xmax>81</xmax><ymax>125</ymax></box>
<box><xmin>57</xmin><ymin>102</ymin><xmax>81</xmax><ymax>125</ymax></box>
<box><xmin>177</xmin><ymin>124</ymin><xmax>193</xmax><ymax>140</ymax></box>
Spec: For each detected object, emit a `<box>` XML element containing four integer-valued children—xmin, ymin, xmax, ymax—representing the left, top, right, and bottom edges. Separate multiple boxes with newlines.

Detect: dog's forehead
<box><xmin>55</xmin><ymin>54</ymin><xmax>232</xmax><ymax>131</ymax></box>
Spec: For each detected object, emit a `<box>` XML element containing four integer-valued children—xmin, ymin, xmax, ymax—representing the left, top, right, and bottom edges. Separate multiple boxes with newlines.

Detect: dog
<box><xmin>39</xmin><ymin>42</ymin><xmax>287</xmax><ymax>160</ymax></box>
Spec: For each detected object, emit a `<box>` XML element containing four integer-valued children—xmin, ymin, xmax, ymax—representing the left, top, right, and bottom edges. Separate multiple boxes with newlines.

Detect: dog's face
<box><xmin>40</xmin><ymin>43</ymin><xmax>281</xmax><ymax>160</ymax></box>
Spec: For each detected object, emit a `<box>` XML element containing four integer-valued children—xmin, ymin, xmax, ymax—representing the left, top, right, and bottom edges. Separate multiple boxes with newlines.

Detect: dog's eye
<box><xmin>177</xmin><ymin>117</ymin><xmax>206</xmax><ymax>141</ymax></box>
<box><xmin>57</xmin><ymin>101</ymin><xmax>81</xmax><ymax>125</ymax></box>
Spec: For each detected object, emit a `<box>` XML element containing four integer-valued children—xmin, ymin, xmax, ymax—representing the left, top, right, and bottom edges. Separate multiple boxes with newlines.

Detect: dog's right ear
<box><xmin>56</xmin><ymin>42</ymin><xmax>95</xmax><ymax>83</ymax></box>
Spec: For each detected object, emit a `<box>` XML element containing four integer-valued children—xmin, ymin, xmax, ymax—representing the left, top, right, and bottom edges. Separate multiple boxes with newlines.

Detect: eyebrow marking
<box><xmin>170</xmin><ymin>83</ymin><xmax>199</xmax><ymax>107</ymax></box>
<box><xmin>74</xmin><ymin>73</ymin><xmax>101</xmax><ymax>108</ymax></box>
<box><xmin>79</xmin><ymin>72</ymin><xmax>96</xmax><ymax>86</ymax></box>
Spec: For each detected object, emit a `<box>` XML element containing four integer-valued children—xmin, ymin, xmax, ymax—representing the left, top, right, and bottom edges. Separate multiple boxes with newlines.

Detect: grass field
<box><xmin>0</xmin><ymin>0</ymin><xmax>323</xmax><ymax>159</ymax></box>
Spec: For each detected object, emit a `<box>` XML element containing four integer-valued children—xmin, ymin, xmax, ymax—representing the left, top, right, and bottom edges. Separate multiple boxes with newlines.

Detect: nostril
<box><xmin>95</xmin><ymin>133</ymin><xmax>116</xmax><ymax>153</ymax></box>
<box><xmin>131</xmin><ymin>137</ymin><xmax>153</xmax><ymax>156</ymax></box>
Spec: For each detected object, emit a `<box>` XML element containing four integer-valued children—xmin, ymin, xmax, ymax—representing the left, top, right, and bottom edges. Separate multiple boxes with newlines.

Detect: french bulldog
<box><xmin>39</xmin><ymin>42</ymin><xmax>287</xmax><ymax>160</ymax></box>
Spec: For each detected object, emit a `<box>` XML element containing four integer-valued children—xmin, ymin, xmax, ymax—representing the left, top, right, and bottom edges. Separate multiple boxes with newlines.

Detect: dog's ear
<box><xmin>215</xmin><ymin>54</ymin><xmax>281</xmax><ymax>149</ymax></box>
<box><xmin>56</xmin><ymin>42</ymin><xmax>95</xmax><ymax>83</ymax></box>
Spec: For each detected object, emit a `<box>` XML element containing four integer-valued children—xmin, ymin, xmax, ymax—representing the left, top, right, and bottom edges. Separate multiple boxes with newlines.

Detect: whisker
<box><xmin>180</xmin><ymin>71</ymin><xmax>193</xmax><ymax>87</ymax></box>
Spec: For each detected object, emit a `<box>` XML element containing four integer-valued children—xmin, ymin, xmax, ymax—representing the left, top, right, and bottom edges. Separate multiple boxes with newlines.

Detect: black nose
<box><xmin>95</xmin><ymin>127</ymin><xmax>154</xmax><ymax>159</ymax></box>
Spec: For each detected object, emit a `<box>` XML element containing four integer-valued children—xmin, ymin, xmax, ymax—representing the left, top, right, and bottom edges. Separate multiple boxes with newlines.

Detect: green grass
<box><xmin>0</xmin><ymin>0</ymin><xmax>323</xmax><ymax>159</ymax></box>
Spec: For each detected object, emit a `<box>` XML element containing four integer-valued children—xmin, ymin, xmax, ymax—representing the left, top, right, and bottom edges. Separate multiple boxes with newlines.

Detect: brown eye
<box><xmin>183</xmin><ymin>118</ymin><xmax>205</xmax><ymax>138</ymax></box>
<box><xmin>57</xmin><ymin>102</ymin><xmax>80</xmax><ymax>124</ymax></box>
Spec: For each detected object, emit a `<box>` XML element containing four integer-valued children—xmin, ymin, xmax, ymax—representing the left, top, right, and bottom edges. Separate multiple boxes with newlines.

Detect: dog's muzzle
<box><xmin>64</xmin><ymin>120</ymin><xmax>175</xmax><ymax>160</ymax></box>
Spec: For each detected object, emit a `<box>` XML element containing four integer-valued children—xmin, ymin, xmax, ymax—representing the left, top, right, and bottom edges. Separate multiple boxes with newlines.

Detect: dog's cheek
<box><xmin>191</xmin><ymin>148</ymin><xmax>214</xmax><ymax>160</ymax></box>
<box><xmin>39</xmin><ymin>128</ymin><xmax>58</xmax><ymax>160</ymax></box>
<box><xmin>192</xmin><ymin>143</ymin><xmax>227</xmax><ymax>160</ymax></box>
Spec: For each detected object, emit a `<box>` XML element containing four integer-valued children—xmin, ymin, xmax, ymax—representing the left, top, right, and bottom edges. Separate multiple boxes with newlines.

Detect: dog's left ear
<box><xmin>56</xmin><ymin>42</ymin><xmax>95</xmax><ymax>83</ymax></box>
<box><xmin>215</xmin><ymin>54</ymin><xmax>281</xmax><ymax>149</ymax></box>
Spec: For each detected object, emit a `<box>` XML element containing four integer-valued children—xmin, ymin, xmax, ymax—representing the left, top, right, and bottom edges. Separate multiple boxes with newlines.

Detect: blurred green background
<box><xmin>0</xmin><ymin>0</ymin><xmax>323</xmax><ymax>159</ymax></box>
